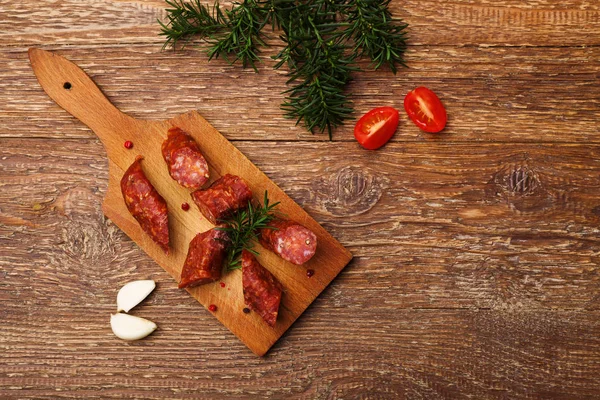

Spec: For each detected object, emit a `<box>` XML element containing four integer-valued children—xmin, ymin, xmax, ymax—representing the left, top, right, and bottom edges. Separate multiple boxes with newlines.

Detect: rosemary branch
<box><xmin>159</xmin><ymin>0</ymin><xmax>408</xmax><ymax>138</ymax></box>
<box><xmin>275</xmin><ymin>9</ymin><xmax>357</xmax><ymax>138</ymax></box>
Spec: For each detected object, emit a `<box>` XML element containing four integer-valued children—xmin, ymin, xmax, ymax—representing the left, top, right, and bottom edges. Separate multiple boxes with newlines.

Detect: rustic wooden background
<box><xmin>1</xmin><ymin>0</ymin><xmax>600</xmax><ymax>398</ymax></box>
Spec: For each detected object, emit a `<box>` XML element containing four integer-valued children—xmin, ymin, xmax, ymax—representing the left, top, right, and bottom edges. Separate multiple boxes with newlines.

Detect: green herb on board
<box><xmin>216</xmin><ymin>191</ymin><xmax>280</xmax><ymax>270</ymax></box>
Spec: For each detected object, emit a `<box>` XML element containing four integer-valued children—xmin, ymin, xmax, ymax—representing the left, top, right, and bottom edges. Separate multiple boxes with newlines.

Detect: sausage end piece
<box><xmin>260</xmin><ymin>219</ymin><xmax>317</xmax><ymax>265</ymax></box>
<box><xmin>242</xmin><ymin>250</ymin><xmax>283</xmax><ymax>327</ymax></box>
<box><xmin>120</xmin><ymin>157</ymin><xmax>170</xmax><ymax>254</ymax></box>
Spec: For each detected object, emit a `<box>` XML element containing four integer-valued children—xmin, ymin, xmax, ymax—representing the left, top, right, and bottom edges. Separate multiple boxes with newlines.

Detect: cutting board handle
<box><xmin>28</xmin><ymin>48</ymin><xmax>133</xmax><ymax>147</ymax></box>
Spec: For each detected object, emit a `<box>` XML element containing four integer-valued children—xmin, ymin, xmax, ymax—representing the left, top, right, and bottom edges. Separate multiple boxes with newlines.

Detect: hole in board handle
<box><xmin>63</xmin><ymin>82</ymin><xmax>72</xmax><ymax>90</ymax></box>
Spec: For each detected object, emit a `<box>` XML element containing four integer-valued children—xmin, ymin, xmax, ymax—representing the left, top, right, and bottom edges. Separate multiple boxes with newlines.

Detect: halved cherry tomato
<box><xmin>404</xmin><ymin>87</ymin><xmax>447</xmax><ymax>133</ymax></box>
<box><xmin>353</xmin><ymin>106</ymin><xmax>399</xmax><ymax>150</ymax></box>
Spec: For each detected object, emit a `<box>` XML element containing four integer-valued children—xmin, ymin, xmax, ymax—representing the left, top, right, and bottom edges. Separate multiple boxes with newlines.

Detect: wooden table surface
<box><xmin>2</xmin><ymin>0</ymin><xmax>600</xmax><ymax>398</ymax></box>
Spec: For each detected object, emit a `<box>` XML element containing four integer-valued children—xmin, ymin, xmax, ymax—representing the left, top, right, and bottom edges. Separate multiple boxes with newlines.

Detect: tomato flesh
<box><xmin>404</xmin><ymin>87</ymin><xmax>447</xmax><ymax>133</ymax></box>
<box><xmin>354</xmin><ymin>107</ymin><xmax>399</xmax><ymax>150</ymax></box>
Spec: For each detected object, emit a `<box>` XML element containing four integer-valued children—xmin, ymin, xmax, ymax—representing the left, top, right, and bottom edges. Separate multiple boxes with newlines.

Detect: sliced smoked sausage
<box><xmin>242</xmin><ymin>250</ymin><xmax>283</xmax><ymax>327</ymax></box>
<box><xmin>161</xmin><ymin>127</ymin><xmax>210</xmax><ymax>189</ymax></box>
<box><xmin>120</xmin><ymin>156</ymin><xmax>170</xmax><ymax>253</ymax></box>
<box><xmin>191</xmin><ymin>174</ymin><xmax>252</xmax><ymax>224</ymax></box>
<box><xmin>259</xmin><ymin>219</ymin><xmax>317</xmax><ymax>265</ymax></box>
<box><xmin>178</xmin><ymin>228</ymin><xmax>229</xmax><ymax>289</ymax></box>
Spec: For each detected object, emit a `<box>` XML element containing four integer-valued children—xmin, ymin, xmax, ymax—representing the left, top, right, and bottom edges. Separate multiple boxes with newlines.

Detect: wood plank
<box><xmin>2</xmin><ymin>45</ymin><xmax>599</xmax><ymax>142</ymax></box>
<box><xmin>2</xmin><ymin>0</ymin><xmax>599</xmax><ymax>46</ymax></box>
<box><xmin>0</xmin><ymin>306</ymin><xmax>599</xmax><ymax>398</ymax></box>
<box><xmin>2</xmin><ymin>232</ymin><xmax>599</xmax><ymax>311</ymax></box>
<box><xmin>3</xmin><ymin>139</ymin><xmax>600</xmax><ymax>258</ymax></box>
<box><xmin>239</xmin><ymin>142</ymin><xmax>600</xmax><ymax>258</ymax></box>
<box><xmin>2</xmin><ymin>139</ymin><xmax>599</xmax><ymax>311</ymax></box>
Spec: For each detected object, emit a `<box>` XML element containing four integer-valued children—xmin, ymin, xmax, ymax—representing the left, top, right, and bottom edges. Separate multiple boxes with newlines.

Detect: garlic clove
<box><xmin>110</xmin><ymin>313</ymin><xmax>157</xmax><ymax>341</ymax></box>
<box><xmin>117</xmin><ymin>280</ymin><xmax>156</xmax><ymax>313</ymax></box>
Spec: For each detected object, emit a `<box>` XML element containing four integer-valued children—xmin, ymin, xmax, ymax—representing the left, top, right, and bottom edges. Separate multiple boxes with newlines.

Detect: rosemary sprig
<box><xmin>207</xmin><ymin>0</ymin><xmax>267</xmax><ymax>71</ymax></box>
<box><xmin>158</xmin><ymin>0</ymin><xmax>225</xmax><ymax>50</ymax></box>
<box><xmin>342</xmin><ymin>0</ymin><xmax>408</xmax><ymax>73</ymax></box>
<box><xmin>216</xmin><ymin>191</ymin><xmax>280</xmax><ymax>270</ymax></box>
<box><xmin>159</xmin><ymin>0</ymin><xmax>267</xmax><ymax>70</ymax></box>
<box><xmin>275</xmin><ymin>8</ymin><xmax>357</xmax><ymax>138</ymax></box>
<box><xmin>159</xmin><ymin>0</ymin><xmax>408</xmax><ymax>138</ymax></box>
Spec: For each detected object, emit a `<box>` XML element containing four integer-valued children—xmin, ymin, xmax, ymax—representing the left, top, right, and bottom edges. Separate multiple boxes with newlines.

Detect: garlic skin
<box><xmin>117</xmin><ymin>280</ymin><xmax>156</xmax><ymax>313</ymax></box>
<box><xmin>110</xmin><ymin>313</ymin><xmax>157</xmax><ymax>341</ymax></box>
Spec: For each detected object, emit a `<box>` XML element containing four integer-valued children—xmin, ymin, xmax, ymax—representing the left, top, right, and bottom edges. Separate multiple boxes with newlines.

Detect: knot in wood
<box><xmin>485</xmin><ymin>164</ymin><xmax>553</xmax><ymax>213</ymax></box>
<box><xmin>55</xmin><ymin>187</ymin><xmax>118</xmax><ymax>263</ymax></box>
<box><xmin>507</xmin><ymin>166</ymin><xmax>538</xmax><ymax>195</ymax></box>
<box><xmin>319</xmin><ymin>166</ymin><xmax>382</xmax><ymax>217</ymax></box>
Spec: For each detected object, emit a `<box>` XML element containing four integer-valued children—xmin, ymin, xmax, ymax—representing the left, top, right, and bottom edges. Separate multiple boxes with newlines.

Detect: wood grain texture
<box><xmin>2</xmin><ymin>0</ymin><xmax>600</xmax><ymax>397</ymax></box>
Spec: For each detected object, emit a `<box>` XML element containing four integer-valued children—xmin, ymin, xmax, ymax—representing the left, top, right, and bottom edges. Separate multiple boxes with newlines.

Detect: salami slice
<box><xmin>191</xmin><ymin>174</ymin><xmax>253</xmax><ymax>224</ymax></box>
<box><xmin>178</xmin><ymin>228</ymin><xmax>229</xmax><ymax>289</ymax></box>
<box><xmin>161</xmin><ymin>127</ymin><xmax>210</xmax><ymax>189</ymax></box>
<box><xmin>120</xmin><ymin>156</ymin><xmax>170</xmax><ymax>253</ymax></box>
<box><xmin>259</xmin><ymin>219</ymin><xmax>317</xmax><ymax>265</ymax></box>
<box><xmin>242</xmin><ymin>250</ymin><xmax>283</xmax><ymax>327</ymax></box>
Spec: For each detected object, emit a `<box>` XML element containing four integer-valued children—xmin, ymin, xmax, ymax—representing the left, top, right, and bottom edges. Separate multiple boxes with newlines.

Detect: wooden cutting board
<box><xmin>28</xmin><ymin>48</ymin><xmax>352</xmax><ymax>356</ymax></box>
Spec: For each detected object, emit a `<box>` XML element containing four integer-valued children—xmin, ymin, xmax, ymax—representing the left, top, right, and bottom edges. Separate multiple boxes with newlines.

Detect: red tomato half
<box><xmin>404</xmin><ymin>87</ymin><xmax>447</xmax><ymax>133</ymax></box>
<box><xmin>354</xmin><ymin>107</ymin><xmax>400</xmax><ymax>150</ymax></box>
